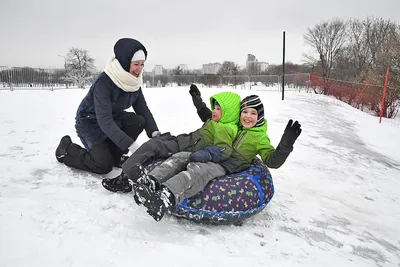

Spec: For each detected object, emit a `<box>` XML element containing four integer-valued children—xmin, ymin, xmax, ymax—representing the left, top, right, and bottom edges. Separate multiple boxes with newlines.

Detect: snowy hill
<box><xmin>0</xmin><ymin>87</ymin><xmax>399</xmax><ymax>267</ymax></box>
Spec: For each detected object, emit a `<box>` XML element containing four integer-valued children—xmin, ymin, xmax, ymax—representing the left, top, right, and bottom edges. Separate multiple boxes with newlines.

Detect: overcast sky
<box><xmin>1</xmin><ymin>0</ymin><xmax>399</xmax><ymax>71</ymax></box>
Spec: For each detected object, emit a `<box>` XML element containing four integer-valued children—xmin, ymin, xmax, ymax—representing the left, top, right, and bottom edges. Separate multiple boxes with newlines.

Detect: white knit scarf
<box><xmin>104</xmin><ymin>57</ymin><xmax>142</xmax><ymax>92</ymax></box>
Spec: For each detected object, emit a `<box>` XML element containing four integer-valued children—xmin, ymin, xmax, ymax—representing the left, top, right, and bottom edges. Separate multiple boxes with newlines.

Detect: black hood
<box><xmin>114</xmin><ymin>38</ymin><xmax>147</xmax><ymax>72</ymax></box>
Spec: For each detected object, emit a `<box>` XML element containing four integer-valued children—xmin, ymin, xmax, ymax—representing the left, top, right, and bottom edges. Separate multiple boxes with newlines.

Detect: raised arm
<box><xmin>264</xmin><ymin>120</ymin><xmax>302</xmax><ymax>168</ymax></box>
<box><xmin>189</xmin><ymin>84</ymin><xmax>212</xmax><ymax>122</ymax></box>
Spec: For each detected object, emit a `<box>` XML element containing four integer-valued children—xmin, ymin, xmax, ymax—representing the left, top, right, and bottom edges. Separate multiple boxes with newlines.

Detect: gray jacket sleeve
<box><xmin>93</xmin><ymin>79</ymin><xmax>133</xmax><ymax>151</ymax></box>
<box><xmin>132</xmin><ymin>89</ymin><xmax>159</xmax><ymax>138</ymax></box>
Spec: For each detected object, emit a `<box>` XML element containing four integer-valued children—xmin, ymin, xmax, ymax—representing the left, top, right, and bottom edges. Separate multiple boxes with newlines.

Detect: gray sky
<box><xmin>1</xmin><ymin>0</ymin><xmax>399</xmax><ymax>71</ymax></box>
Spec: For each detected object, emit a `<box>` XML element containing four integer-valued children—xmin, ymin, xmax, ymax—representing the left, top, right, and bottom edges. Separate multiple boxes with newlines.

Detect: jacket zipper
<box><xmin>233</xmin><ymin>131</ymin><xmax>247</xmax><ymax>149</ymax></box>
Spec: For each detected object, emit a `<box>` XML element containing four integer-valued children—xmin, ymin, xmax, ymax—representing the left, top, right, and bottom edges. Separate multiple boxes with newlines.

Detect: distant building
<box><xmin>246</xmin><ymin>54</ymin><xmax>257</xmax><ymax>70</ymax></box>
<box><xmin>202</xmin><ymin>63</ymin><xmax>221</xmax><ymax>74</ymax></box>
<box><xmin>178</xmin><ymin>64</ymin><xmax>188</xmax><ymax>73</ymax></box>
<box><xmin>246</xmin><ymin>54</ymin><xmax>269</xmax><ymax>74</ymax></box>
<box><xmin>153</xmin><ymin>65</ymin><xmax>163</xmax><ymax>76</ymax></box>
<box><xmin>258</xmin><ymin>62</ymin><xmax>269</xmax><ymax>72</ymax></box>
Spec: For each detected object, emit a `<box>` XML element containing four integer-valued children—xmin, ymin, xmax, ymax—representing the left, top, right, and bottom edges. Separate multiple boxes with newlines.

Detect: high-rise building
<box><xmin>202</xmin><ymin>63</ymin><xmax>222</xmax><ymax>74</ymax></box>
<box><xmin>178</xmin><ymin>64</ymin><xmax>188</xmax><ymax>73</ymax></box>
<box><xmin>153</xmin><ymin>65</ymin><xmax>163</xmax><ymax>76</ymax></box>
<box><xmin>246</xmin><ymin>54</ymin><xmax>257</xmax><ymax>70</ymax></box>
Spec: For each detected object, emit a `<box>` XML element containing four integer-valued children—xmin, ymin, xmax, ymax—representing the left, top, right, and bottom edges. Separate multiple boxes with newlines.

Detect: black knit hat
<box><xmin>114</xmin><ymin>38</ymin><xmax>148</xmax><ymax>72</ymax></box>
<box><xmin>240</xmin><ymin>95</ymin><xmax>264</xmax><ymax>127</ymax></box>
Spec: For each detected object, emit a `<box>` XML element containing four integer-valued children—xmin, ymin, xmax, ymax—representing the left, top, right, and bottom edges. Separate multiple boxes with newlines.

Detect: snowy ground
<box><xmin>0</xmin><ymin>86</ymin><xmax>399</xmax><ymax>267</ymax></box>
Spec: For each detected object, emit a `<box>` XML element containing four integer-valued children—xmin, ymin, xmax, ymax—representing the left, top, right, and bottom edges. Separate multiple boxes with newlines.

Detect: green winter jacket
<box><xmin>176</xmin><ymin>91</ymin><xmax>240</xmax><ymax>161</ymax></box>
<box><xmin>220</xmin><ymin>120</ymin><xmax>276</xmax><ymax>173</ymax></box>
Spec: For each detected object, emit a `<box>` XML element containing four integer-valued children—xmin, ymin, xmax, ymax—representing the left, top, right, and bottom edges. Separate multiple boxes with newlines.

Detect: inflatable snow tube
<box><xmin>144</xmin><ymin>157</ymin><xmax>274</xmax><ymax>225</ymax></box>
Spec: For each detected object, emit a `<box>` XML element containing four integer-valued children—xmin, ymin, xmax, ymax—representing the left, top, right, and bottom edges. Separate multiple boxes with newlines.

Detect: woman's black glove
<box><xmin>278</xmin><ymin>120</ymin><xmax>302</xmax><ymax>153</ymax></box>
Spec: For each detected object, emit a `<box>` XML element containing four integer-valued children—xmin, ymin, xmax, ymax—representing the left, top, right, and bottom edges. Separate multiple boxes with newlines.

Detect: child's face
<box><xmin>212</xmin><ymin>105</ymin><xmax>222</xmax><ymax>122</ymax></box>
<box><xmin>240</xmin><ymin>108</ymin><xmax>258</xmax><ymax>128</ymax></box>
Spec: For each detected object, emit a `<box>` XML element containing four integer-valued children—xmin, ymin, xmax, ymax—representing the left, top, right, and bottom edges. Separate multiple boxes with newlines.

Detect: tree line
<box><xmin>304</xmin><ymin>17</ymin><xmax>399</xmax><ymax>89</ymax></box>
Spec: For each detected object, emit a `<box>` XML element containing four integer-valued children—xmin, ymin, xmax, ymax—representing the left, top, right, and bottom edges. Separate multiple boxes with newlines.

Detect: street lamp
<box><xmin>58</xmin><ymin>54</ymin><xmax>67</xmax><ymax>70</ymax></box>
<box><xmin>58</xmin><ymin>54</ymin><xmax>68</xmax><ymax>88</ymax></box>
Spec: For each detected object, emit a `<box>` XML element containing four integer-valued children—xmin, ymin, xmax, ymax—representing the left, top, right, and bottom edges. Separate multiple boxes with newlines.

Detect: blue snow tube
<box><xmin>143</xmin><ymin>157</ymin><xmax>274</xmax><ymax>225</ymax></box>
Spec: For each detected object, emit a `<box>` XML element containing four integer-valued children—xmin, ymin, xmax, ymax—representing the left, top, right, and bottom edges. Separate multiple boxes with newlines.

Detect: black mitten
<box><xmin>189</xmin><ymin>84</ymin><xmax>201</xmax><ymax>97</ymax></box>
<box><xmin>278</xmin><ymin>119</ymin><xmax>302</xmax><ymax>153</ymax></box>
<box><xmin>189</xmin><ymin>84</ymin><xmax>205</xmax><ymax>110</ymax></box>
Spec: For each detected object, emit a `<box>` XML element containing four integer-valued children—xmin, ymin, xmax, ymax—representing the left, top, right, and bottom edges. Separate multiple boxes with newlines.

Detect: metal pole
<box><xmin>282</xmin><ymin>31</ymin><xmax>286</xmax><ymax>100</ymax></box>
<box><xmin>9</xmin><ymin>69</ymin><xmax>14</xmax><ymax>91</ymax></box>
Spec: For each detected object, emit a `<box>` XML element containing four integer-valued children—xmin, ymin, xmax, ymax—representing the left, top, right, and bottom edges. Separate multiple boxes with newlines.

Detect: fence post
<box><xmin>9</xmin><ymin>70</ymin><xmax>14</xmax><ymax>91</ymax></box>
<box><xmin>379</xmin><ymin>67</ymin><xmax>390</xmax><ymax>123</ymax></box>
<box><xmin>49</xmin><ymin>68</ymin><xmax>54</xmax><ymax>91</ymax></box>
<box><xmin>282</xmin><ymin>31</ymin><xmax>286</xmax><ymax>100</ymax></box>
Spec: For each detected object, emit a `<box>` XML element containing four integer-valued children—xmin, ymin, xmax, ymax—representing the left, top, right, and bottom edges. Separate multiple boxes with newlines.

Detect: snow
<box><xmin>0</xmin><ymin>86</ymin><xmax>399</xmax><ymax>267</ymax></box>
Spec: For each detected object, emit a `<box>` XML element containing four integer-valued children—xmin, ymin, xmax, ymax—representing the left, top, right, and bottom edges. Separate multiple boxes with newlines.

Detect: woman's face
<box><xmin>129</xmin><ymin>60</ymin><xmax>145</xmax><ymax>77</ymax></box>
<box><xmin>240</xmin><ymin>108</ymin><xmax>258</xmax><ymax>128</ymax></box>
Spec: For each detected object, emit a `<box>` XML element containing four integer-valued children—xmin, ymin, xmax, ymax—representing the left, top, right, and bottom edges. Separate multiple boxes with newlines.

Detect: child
<box><xmin>190</xmin><ymin>86</ymin><xmax>302</xmax><ymax>173</ymax></box>
<box><xmin>134</xmin><ymin>91</ymin><xmax>302</xmax><ymax>221</ymax></box>
<box><xmin>220</xmin><ymin>95</ymin><xmax>302</xmax><ymax>174</ymax></box>
<box><xmin>102</xmin><ymin>88</ymin><xmax>241</xmax><ymax>195</ymax></box>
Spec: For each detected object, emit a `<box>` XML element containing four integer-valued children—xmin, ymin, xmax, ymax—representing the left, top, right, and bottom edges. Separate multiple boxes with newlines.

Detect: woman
<box><xmin>55</xmin><ymin>38</ymin><xmax>160</xmax><ymax>174</ymax></box>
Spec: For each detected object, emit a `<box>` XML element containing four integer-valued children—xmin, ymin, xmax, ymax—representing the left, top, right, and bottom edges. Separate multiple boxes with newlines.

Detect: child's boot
<box><xmin>102</xmin><ymin>172</ymin><xmax>132</xmax><ymax>193</ymax></box>
<box><xmin>133</xmin><ymin>184</ymin><xmax>175</xmax><ymax>221</ymax></box>
<box><xmin>126</xmin><ymin>163</ymin><xmax>147</xmax><ymax>183</ymax></box>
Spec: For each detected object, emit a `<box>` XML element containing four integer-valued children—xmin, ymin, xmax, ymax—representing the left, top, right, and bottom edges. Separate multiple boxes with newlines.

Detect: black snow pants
<box><xmin>63</xmin><ymin>112</ymin><xmax>145</xmax><ymax>174</ymax></box>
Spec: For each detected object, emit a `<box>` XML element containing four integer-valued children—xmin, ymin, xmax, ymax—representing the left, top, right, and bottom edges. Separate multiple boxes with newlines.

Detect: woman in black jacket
<box><xmin>55</xmin><ymin>38</ymin><xmax>160</xmax><ymax>174</ymax></box>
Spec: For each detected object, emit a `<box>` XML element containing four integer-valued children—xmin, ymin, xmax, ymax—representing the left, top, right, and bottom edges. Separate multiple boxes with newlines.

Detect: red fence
<box><xmin>309</xmin><ymin>74</ymin><xmax>399</xmax><ymax>118</ymax></box>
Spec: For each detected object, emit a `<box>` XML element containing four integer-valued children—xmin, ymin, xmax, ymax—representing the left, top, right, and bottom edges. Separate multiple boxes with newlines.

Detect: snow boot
<box><xmin>133</xmin><ymin>184</ymin><xmax>175</xmax><ymax>222</ymax></box>
<box><xmin>132</xmin><ymin>174</ymin><xmax>160</xmax><ymax>206</ymax></box>
<box><xmin>138</xmin><ymin>174</ymin><xmax>160</xmax><ymax>192</ymax></box>
<box><xmin>102</xmin><ymin>172</ymin><xmax>133</xmax><ymax>193</ymax></box>
<box><xmin>126</xmin><ymin>163</ymin><xmax>148</xmax><ymax>183</ymax></box>
<box><xmin>126</xmin><ymin>163</ymin><xmax>160</xmax><ymax>190</ymax></box>
<box><xmin>55</xmin><ymin>135</ymin><xmax>72</xmax><ymax>163</ymax></box>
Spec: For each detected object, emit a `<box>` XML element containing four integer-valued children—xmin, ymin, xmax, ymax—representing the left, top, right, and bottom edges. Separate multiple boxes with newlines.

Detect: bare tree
<box><xmin>217</xmin><ymin>61</ymin><xmax>238</xmax><ymax>76</ymax></box>
<box><xmin>304</xmin><ymin>19</ymin><xmax>347</xmax><ymax>80</ymax></box>
<box><xmin>247</xmin><ymin>62</ymin><xmax>259</xmax><ymax>75</ymax></box>
<box><xmin>332</xmin><ymin>18</ymin><xmax>400</xmax><ymax>83</ymax></box>
<box><xmin>172</xmin><ymin>65</ymin><xmax>183</xmax><ymax>75</ymax></box>
<box><xmin>346</xmin><ymin>18</ymin><xmax>372</xmax><ymax>80</ymax></box>
<box><xmin>63</xmin><ymin>47</ymin><xmax>95</xmax><ymax>88</ymax></box>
